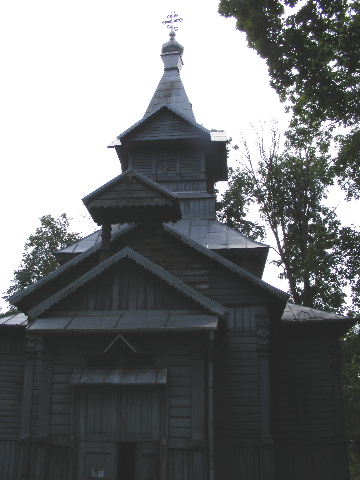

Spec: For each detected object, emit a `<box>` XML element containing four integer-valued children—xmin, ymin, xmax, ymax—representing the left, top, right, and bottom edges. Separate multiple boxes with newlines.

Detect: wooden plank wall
<box><xmin>57</xmin><ymin>260</ymin><xmax>198</xmax><ymax>312</ymax></box>
<box><xmin>127</xmin><ymin>109</ymin><xmax>204</xmax><ymax>141</ymax></box>
<box><xmin>215</xmin><ymin>306</ymin><xmax>273</xmax><ymax>480</ymax></box>
<box><xmin>159</xmin><ymin>180</ymin><xmax>207</xmax><ymax>192</ymax></box>
<box><xmin>131</xmin><ymin>150</ymin><xmax>205</xmax><ymax>183</ymax></box>
<box><xmin>0</xmin><ymin>331</ymin><xmax>25</xmax><ymax>480</ymax></box>
<box><xmin>272</xmin><ymin>330</ymin><xmax>349</xmax><ymax>480</ymax></box>
<box><xmin>24</xmin><ymin>334</ymin><xmax>209</xmax><ymax>480</ymax></box>
<box><xmin>179</xmin><ymin>198</ymin><xmax>215</xmax><ymax>219</ymax></box>
<box><xmin>121</xmin><ymin>227</ymin><xmax>272</xmax><ymax>307</ymax></box>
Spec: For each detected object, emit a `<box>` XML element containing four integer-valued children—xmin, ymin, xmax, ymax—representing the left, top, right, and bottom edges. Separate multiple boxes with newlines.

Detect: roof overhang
<box><xmin>82</xmin><ymin>169</ymin><xmax>182</xmax><ymax>225</ymax></box>
<box><xmin>27</xmin><ymin>310</ymin><xmax>219</xmax><ymax>333</ymax></box>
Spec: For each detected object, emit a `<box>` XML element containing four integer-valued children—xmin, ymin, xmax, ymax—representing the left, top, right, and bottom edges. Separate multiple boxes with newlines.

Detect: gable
<box><xmin>55</xmin><ymin>259</ymin><xmax>199</xmax><ymax>312</ymax></box>
<box><xmin>110</xmin><ymin>225</ymin><xmax>287</xmax><ymax>307</ymax></box>
<box><xmin>123</xmin><ymin>108</ymin><xmax>209</xmax><ymax>142</ymax></box>
<box><xmin>82</xmin><ymin>170</ymin><xmax>181</xmax><ymax>225</ymax></box>
<box><xmin>27</xmin><ymin>247</ymin><xmax>225</xmax><ymax>319</ymax></box>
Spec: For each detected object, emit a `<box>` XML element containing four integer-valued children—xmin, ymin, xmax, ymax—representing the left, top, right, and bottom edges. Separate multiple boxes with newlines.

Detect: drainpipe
<box><xmin>208</xmin><ymin>331</ymin><xmax>215</xmax><ymax>480</ymax></box>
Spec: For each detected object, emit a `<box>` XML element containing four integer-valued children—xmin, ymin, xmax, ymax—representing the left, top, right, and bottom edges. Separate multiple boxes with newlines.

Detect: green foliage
<box><xmin>333</xmin><ymin>129</ymin><xmax>360</xmax><ymax>200</ymax></box>
<box><xmin>341</xmin><ymin>325</ymin><xmax>360</xmax><ymax>476</ymax></box>
<box><xmin>218</xmin><ymin>0</ymin><xmax>360</xmax><ymax>129</ymax></box>
<box><xmin>219</xmin><ymin>0</ymin><xmax>360</xmax><ymax>200</ymax></box>
<box><xmin>4</xmin><ymin>214</ymin><xmax>80</xmax><ymax>300</ymax></box>
<box><xmin>218</xmin><ymin>132</ymin><xmax>349</xmax><ymax>312</ymax></box>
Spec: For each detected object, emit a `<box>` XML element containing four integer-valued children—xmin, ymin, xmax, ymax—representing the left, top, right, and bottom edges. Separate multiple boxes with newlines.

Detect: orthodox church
<box><xmin>0</xmin><ymin>23</ymin><xmax>354</xmax><ymax>480</ymax></box>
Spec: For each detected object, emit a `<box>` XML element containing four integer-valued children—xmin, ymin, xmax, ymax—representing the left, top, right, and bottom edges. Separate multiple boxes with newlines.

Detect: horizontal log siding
<box><xmin>50</xmin><ymin>348</ymin><xmax>77</xmax><ymax>436</ymax></box>
<box><xmin>159</xmin><ymin>180</ymin><xmax>207</xmax><ymax>192</ymax></box>
<box><xmin>167</xmin><ymin>348</ymin><xmax>193</xmax><ymax>440</ymax></box>
<box><xmin>272</xmin><ymin>333</ymin><xmax>338</xmax><ymax>440</ymax></box>
<box><xmin>118</xmin><ymin>227</ymin><xmax>271</xmax><ymax>306</ymax></box>
<box><xmin>0</xmin><ymin>334</ymin><xmax>24</xmax><ymax>438</ymax></box>
<box><xmin>216</xmin><ymin>334</ymin><xmax>260</xmax><ymax>439</ymax></box>
<box><xmin>31</xmin><ymin>358</ymin><xmax>41</xmax><ymax>434</ymax></box>
<box><xmin>0</xmin><ymin>334</ymin><xmax>24</xmax><ymax>479</ymax></box>
<box><xmin>126</xmin><ymin>110</ymin><xmax>205</xmax><ymax>141</ymax></box>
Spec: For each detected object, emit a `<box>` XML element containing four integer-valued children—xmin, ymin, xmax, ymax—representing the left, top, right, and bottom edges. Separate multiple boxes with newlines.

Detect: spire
<box><xmin>144</xmin><ymin>13</ymin><xmax>196</xmax><ymax>122</ymax></box>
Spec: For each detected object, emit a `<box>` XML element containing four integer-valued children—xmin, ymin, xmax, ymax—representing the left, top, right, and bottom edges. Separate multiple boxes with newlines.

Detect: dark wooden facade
<box><xmin>1</xmin><ymin>31</ymin><xmax>353</xmax><ymax>480</ymax></box>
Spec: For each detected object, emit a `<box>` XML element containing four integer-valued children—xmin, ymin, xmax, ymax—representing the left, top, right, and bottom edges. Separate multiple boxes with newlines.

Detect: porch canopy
<box><xmin>27</xmin><ymin>309</ymin><xmax>219</xmax><ymax>333</ymax></box>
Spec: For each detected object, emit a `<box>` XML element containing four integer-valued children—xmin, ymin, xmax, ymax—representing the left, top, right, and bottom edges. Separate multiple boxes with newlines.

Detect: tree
<box><xmin>218</xmin><ymin>1</ymin><xmax>360</xmax><ymax>201</ymax></box>
<box><xmin>4</xmin><ymin>213</ymin><xmax>80</xmax><ymax>301</ymax></box>
<box><xmin>218</xmin><ymin>0</ymin><xmax>360</xmax><ymax>130</ymax></box>
<box><xmin>218</xmin><ymin>130</ymin><xmax>351</xmax><ymax>312</ymax></box>
<box><xmin>217</xmin><ymin>131</ymin><xmax>360</xmax><ymax>473</ymax></box>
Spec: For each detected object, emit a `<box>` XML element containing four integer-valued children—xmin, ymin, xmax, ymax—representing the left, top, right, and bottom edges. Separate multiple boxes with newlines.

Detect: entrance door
<box><xmin>76</xmin><ymin>388</ymin><xmax>161</xmax><ymax>480</ymax></box>
<box><xmin>79</xmin><ymin>442</ymin><xmax>118</xmax><ymax>480</ymax></box>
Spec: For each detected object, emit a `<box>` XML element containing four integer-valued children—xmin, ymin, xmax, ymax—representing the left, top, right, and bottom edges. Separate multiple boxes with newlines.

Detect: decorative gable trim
<box><xmin>82</xmin><ymin>169</ymin><xmax>182</xmax><ymax>225</ymax></box>
<box><xmin>28</xmin><ymin>247</ymin><xmax>226</xmax><ymax>319</ymax></box>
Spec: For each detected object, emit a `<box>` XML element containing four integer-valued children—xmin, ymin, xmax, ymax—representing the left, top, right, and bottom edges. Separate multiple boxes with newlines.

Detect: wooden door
<box><xmin>76</xmin><ymin>388</ymin><xmax>161</xmax><ymax>480</ymax></box>
<box><xmin>136</xmin><ymin>442</ymin><xmax>159</xmax><ymax>480</ymax></box>
<box><xmin>78</xmin><ymin>442</ymin><xmax>118</xmax><ymax>480</ymax></box>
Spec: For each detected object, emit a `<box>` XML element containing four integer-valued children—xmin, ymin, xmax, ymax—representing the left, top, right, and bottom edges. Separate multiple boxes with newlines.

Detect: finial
<box><xmin>162</xmin><ymin>11</ymin><xmax>183</xmax><ymax>37</ymax></box>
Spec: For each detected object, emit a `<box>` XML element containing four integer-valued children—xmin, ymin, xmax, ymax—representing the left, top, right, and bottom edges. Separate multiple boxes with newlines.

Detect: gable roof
<box><xmin>58</xmin><ymin>219</ymin><xmax>269</xmax><ymax>257</ymax></box>
<box><xmin>163</xmin><ymin>224</ymin><xmax>288</xmax><ymax>302</ymax></box>
<box><xmin>82</xmin><ymin>169</ymin><xmax>182</xmax><ymax>225</ymax></box>
<box><xmin>11</xmin><ymin>220</ymin><xmax>281</xmax><ymax>313</ymax></box>
<box><xmin>27</xmin><ymin>247</ymin><xmax>226</xmax><ymax>319</ymax></box>
<box><xmin>109</xmin><ymin>105</ymin><xmax>210</xmax><ymax>147</ymax></box>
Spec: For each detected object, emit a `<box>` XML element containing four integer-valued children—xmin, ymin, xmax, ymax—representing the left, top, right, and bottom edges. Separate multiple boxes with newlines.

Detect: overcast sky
<box><xmin>1</xmin><ymin>0</ymin><xmax>351</xmax><ymax>312</ymax></box>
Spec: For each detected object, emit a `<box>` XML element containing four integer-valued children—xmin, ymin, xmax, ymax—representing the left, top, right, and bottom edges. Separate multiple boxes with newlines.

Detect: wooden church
<box><xmin>0</xmin><ymin>25</ymin><xmax>354</xmax><ymax>480</ymax></box>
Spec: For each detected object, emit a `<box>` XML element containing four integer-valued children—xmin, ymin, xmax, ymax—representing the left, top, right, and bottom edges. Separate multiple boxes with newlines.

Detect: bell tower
<box><xmin>108</xmin><ymin>23</ymin><xmax>228</xmax><ymax>221</ymax></box>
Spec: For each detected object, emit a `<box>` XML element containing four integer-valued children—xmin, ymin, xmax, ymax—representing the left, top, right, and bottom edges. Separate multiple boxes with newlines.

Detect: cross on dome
<box><xmin>162</xmin><ymin>11</ymin><xmax>183</xmax><ymax>36</ymax></box>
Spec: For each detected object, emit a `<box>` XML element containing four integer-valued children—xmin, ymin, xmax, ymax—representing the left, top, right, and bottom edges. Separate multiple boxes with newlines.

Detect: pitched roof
<box><xmin>27</xmin><ymin>247</ymin><xmax>226</xmax><ymax>319</ymax></box>
<box><xmin>109</xmin><ymin>105</ymin><xmax>209</xmax><ymax>147</ymax></box>
<box><xmin>163</xmin><ymin>224</ymin><xmax>288</xmax><ymax>302</ymax></box>
<box><xmin>57</xmin><ymin>218</ymin><xmax>268</xmax><ymax>258</ymax></box>
<box><xmin>281</xmin><ymin>303</ymin><xmax>355</xmax><ymax>325</ymax></box>
<box><xmin>12</xmin><ymin>220</ymin><xmax>274</xmax><ymax>312</ymax></box>
<box><xmin>0</xmin><ymin>312</ymin><xmax>27</xmax><ymax>327</ymax></box>
<box><xmin>144</xmin><ymin>66</ymin><xmax>196</xmax><ymax>121</ymax></box>
<box><xmin>28</xmin><ymin>310</ymin><xmax>219</xmax><ymax>333</ymax></box>
<box><xmin>82</xmin><ymin>169</ymin><xmax>182</xmax><ymax>225</ymax></box>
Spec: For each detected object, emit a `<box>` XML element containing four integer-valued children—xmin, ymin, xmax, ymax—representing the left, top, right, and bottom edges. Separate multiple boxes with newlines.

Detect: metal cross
<box><xmin>162</xmin><ymin>11</ymin><xmax>183</xmax><ymax>32</ymax></box>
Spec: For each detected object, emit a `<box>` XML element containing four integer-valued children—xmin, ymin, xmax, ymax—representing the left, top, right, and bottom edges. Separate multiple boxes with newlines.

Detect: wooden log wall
<box><xmin>0</xmin><ymin>331</ymin><xmax>24</xmax><ymax>480</ymax></box>
<box><xmin>126</xmin><ymin>109</ymin><xmax>205</xmax><ymax>142</ymax></box>
<box><xmin>215</xmin><ymin>305</ymin><xmax>274</xmax><ymax>480</ymax></box>
<box><xmin>272</xmin><ymin>329</ymin><xmax>349</xmax><ymax>480</ymax></box>
<box><xmin>18</xmin><ymin>333</ymin><xmax>209</xmax><ymax>480</ymax></box>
